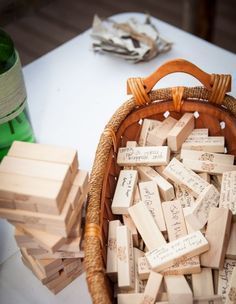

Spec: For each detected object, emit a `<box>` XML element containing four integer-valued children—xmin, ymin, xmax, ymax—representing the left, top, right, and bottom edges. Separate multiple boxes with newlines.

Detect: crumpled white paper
<box><xmin>91</xmin><ymin>15</ymin><xmax>172</xmax><ymax>63</ymax></box>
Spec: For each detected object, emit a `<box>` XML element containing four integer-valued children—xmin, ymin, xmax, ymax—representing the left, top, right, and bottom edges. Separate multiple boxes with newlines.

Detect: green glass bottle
<box><xmin>0</xmin><ymin>28</ymin><xmax>35</xmax><ymax>160</ymax></box>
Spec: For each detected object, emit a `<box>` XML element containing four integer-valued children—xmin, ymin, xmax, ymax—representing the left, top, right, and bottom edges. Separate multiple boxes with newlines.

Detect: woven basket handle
<box><xmin>127</xmin><ymin>58</ymin><xmax>231</xmax><ymax>106</ymax></box>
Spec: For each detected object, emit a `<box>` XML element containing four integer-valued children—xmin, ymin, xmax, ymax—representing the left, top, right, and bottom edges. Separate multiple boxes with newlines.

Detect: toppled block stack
<box><xmin>107</xmin><ymin>113</ymin><xmax>236</xmax><ymax>304</ymax></box>
<box><xmin>0</xmin><ymin>141</ymin><xmax>89</xmax><ymax>294</ymax></box>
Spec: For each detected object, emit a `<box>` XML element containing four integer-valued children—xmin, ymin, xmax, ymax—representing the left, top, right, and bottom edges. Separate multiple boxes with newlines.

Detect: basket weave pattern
<box><xmin>85</xmin><ymin>86</ymin><xmax>236</xmax><ymax>304</ymax></box>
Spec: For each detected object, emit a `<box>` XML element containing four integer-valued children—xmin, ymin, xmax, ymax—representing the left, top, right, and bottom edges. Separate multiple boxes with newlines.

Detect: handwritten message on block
<box><xmin>116</xmin><ymin>225</ymin><xmax>135</xmax><ymax>290</ymax></box>
<box><xmin>111</xmin><ymin>170</ymin><xmax>138</xmax><ymax>214</ymax></box>
<box><xmin>182</xmin><ymin>136</ymin><xmax>225</xmax><ymax>153</ymax></box>
<box><xmin>139</xmin><ymin>181</ymin><xmax>166</xmax><ymax>232</ymax></box>
<box><xmin>189</xmin><ymin>128</ymin><xmax>209</xmax><ymax>137</ymax></box>
<box><xmin>138</xmin><ymin>166</ymin><xmax>174</xmax><ymax>201</ymax></box>
<box><xmin>142</xmin><ymin>271</ymin><xmax>163</xmax><ymax>304</ymax></box>
<box><xmin>180</xmin><ymin>149</ymin><xmax>234</xmax><ymax>165</ymax></box>
<box><xmin>185</xmin><ymin>185</ymin><xmax>220</xmax><ymax>230</ymax></box>
<box><xmin>117</xmin><ymin>146</ymin><xmax>170</xmax><ymax>167</ymax></box>
<box><xmin>183</xmin><ymin>159</ymin><xmax>236</xmax><ymax>175</ymax></box>
<box><xmin>174</xmin><ymin>184</ymin><xmax>195</xmax><ymax>208</ymax></box>
<box><xmin>145</xmin><ymin>231</ymin><xmax>209</xmax><ymax>272</ymax></box>
<box><xmin>163</xmin><ymin>158</ymin><xmax>209</xmax><ymax>197</ymax></box>
<box><xmin>218</xmin><ymin>259</ymin><xmax>236</xmax><ymax>303</ymax></box>
<box><xmin>220</xmin><ymin>171</ymin><xmax>236</xmax><ymax>215</ymax></box>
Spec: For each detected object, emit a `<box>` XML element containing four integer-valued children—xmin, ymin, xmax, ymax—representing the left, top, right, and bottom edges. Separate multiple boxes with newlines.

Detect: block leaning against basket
<box><xmin>84</xmin><ymin>59</ymin><xmax>236</xmax><ymax>304</ymax></box>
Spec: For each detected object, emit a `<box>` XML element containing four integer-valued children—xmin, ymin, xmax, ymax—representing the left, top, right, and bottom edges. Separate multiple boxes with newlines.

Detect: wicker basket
<box><xmin>84</xmin><ymin>59</ymin><xmax>236</xmax><ymax>304</ymax></box>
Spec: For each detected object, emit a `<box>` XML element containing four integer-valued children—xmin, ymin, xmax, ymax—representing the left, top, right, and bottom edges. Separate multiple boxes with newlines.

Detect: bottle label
<box><xmin>0</xmin><ymin>52</ymin><xmax>27</xmax><ymax>124</ymax></box>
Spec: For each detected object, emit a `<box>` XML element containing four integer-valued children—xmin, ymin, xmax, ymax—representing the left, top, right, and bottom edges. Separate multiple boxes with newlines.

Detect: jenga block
<box><xmin>139</xmin><ymin>181</ymin><xmax>166</xmax><ymax>232</ymax></box>
<box><xmin>116</xmin><ymin>225</ymin><xmax>135</xmax><ymax>290</ymax></box>
<box><xmin>174</xmin><ymin>184</ymin><xmax>195</xmax><ymax>208</ymax></box>
<box><xmin>69</xmin><ymin>212</ymin><xmax>82</xmax><ymax>238</ymax></box>
<box><xmin>133</xmin><ymin>186</ymin><xmax>141</xmax><ymax>204</ymax></box>
<box><xmin>138</xmin><ymin>119</ymin><xmax>162</xmax><ymax>146</ymax></box>
<box><xmin>201</xmin><ymin>207</ymin><xmax>232</xmax><ymax>269</ymax></box>
<box><xmin>64</xmin><ymin>259</ymin><xmax>81</xmax><ymax>275</ymax></box>
<box><xmin>117</xmin><ymin>146</ymin><xmax>170</xmax><ymax>166</ymax></box>
<box><xmin>185</xmin><ymin>185</ymin><xmax>220</xmax><ymax>230</ymax></box>
<box><xmin>180</xmin><ymin>149</ymin><xmax>234</xmax><ymax>165</ymax></box>
<box><xmin>137</xmin><ymin>166</ymin><xmax>175</xmax><ymax>201</ymax></box>
<box><xmin>198</xmin><ymin>172</ymin><xmax>211</xmax><ymax>183</ymax></box>
<box><xmin>117</xmin><ymin>293</ymin><xmax>144</xmax><ymax>304</ymax></box>
<box><xmin>142</xmin><ymin>271</ymin><xmax>163</xmax><ymax>304</ymax></box>
<box><xmin>106</xmin><ymin>220</ymin><xmax>122</xmax><ymax>280</ymax></box>
<box><xmin>111</xmin><ymin>170</ymin><xmax>138</xmax><ymax>214</ymax></box>
<box><xmin>164</xmin><ymin>275</ymin><xmax>193</xmax><ymax>304</ymax></box>
<box><xmin>220</xmin><ymin>171</ymin><xmax>236</xmax><ymax>215</ymax></box>
<box><xmin>0</xmin><ymin>172</ymin><xmax>68</xmax><ymax>214</ymax></box>
<box><xmin>128</xmin><ymin>201</ymin><xmax>166</xmax><ymax>250</ymax></box>
<box><xmin>145</xmin><ymin>231</ymin><xmax>209</xmax><ymax>272</ymax></box>
<box><xmin>182</xmin><ymin>137</ymin><xmax>225</xmax><ymax>153</ymax></box>
<box><xmin>189</xmin><ymin>128</ymin><xmax>209</xmax><ymax>137</ymax></box>
<box><xmin>138</xmin><ymin>256</ymin><xmax>150</xmax><ymax>280</ymax></box>
<box><xmin>162</xmin><ymin>200</ymin><xmax>200</xmax><ymax>275</ymax></box>
<box><xmin>146</xmin><ymin>116</ymin><xmax>177</xmax><ymax>146</ymax></box>
<box><xmin>225</xmin><ymin>266</ymin><xmax>236</xmax><ymax>304</ymax></box>
<box><xmin>167</xmin><ymin>113</ymin><xmax>194</xmax><ymax>152</ymax></box>
<box><xmin>35</xmin><ymin>258</ymin><xmax>63</xmax><ymax>276</ymax></box>
<box><xmin>133</xmin><ymin>248</ymin><xmax>146</xmax><ymax>293</ymax></box>
<box><xmin>122</xmin><ymin>215</ymin><xmax>139</xmax><ymax>247</ymax></box>
<box><xmin>192</xmin><ymin>268</ymin><xmax>214</xmax><ymax>296</ymax></box>
<box><xmin>213</xmin><ymin>269</ymin><xmax>219</xmax><ymax>294</ymax></box>
<box><xmin>163</xmin><ymin>158</ymin><xmax>209</xmax><ymax>198</ymax></box>
<box><xmin>2</xmin><ymin>182</ymin><xmax>85</xmax><ymax>236</ymax></box>
<box><xmin>0</xmin><ymin>198</ymin><xmax>15</xmax><ymax>209</ymax></box>
<box><xmin>124</xmin><ymin>141</ymin><xmax>138</xmax><ymax>170</ymax></box>
<box><xmin>193</xmin><ymin>295</ymin><xmax>223</xmax><ymax>303</ymax></box>
<box><xmin>72</xmin><ymin>170</ymin><xmax>89</xmax><ymax>194</ymax></box>
<box><xmin>59</xmin><ymin>236</ymin><xmax>82</xmax><ymax>252</ymax></box>
<box><xmin>182</xmin><ymin>159</ymin><xmax>236</xmax><ymax>175</ymax></box>
<box><xmin>30</xmin><ymin>250</ymin><xmax>84</xmax><ymax>259</ymax></box>
<box><xmin>218</xmin><ymin>259</ymin><xmax>236</xmax><ymax>303</ymax></box>
<box><xmin>8</xmin><ymin>141</ymin><xmax>78</xmax><ymax>173</ymax></box>
<box><xmin>226</xmin><ymin>222</ymin><xmax>236</xmax><ymax>259</ymax></box>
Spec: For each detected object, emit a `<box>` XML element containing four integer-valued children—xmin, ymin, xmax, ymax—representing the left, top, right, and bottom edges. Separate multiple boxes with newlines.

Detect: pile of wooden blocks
<box><xmin>107</xmin><ymin>113</ymin><xmax>236</xmax><ymax>304</ymax></box>
<box><xmin>0</xmin><ymin>141</ymin><xmax>89</xmax><ymax>294</ymax></box>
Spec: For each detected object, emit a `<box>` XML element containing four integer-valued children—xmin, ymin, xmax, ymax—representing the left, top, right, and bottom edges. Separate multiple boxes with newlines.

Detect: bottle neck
<box><xmin>0</xmin><ymin>28</ymin><xmax>16</xmax><ymax>74</ymax></box>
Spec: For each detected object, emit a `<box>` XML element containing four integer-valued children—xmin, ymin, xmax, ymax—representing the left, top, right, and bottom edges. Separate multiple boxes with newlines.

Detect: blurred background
<box><xmin>0</xmin><ymin>0</ymin><xmax>235</xmax><ymax>66</ymax></box>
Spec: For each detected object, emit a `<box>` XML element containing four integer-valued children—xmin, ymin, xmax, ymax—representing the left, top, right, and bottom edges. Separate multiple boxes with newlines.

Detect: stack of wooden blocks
<box><xmin>107</xmin><ymin>113</ymin><xmax>236</xmax><ymax>304</ymax></box>
<box><xmin>0</xmin><ymin>141</ymin><xmax>89</xmax><ymax>294</ymax></box>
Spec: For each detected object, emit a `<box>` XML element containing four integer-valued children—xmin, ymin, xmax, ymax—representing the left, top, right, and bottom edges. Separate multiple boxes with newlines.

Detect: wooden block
<box><xmin>220</xmin><ymin>171</ymin><xmax>236</xmax><ymax>215</ymax></box>
<box><xmin>189</xmin><ymin>128</ymin><xmax>209</xmax><ymax>137</ymax></box>
<box><xmin>116</xmin><ymin>225</ymin><xmax>135</xmax><ymax>290</ymax></box>
<box><xmin>180</xmin><ymin>149</ymin><xmax>234</xmax><ymax>165</ymax></box>
<box><xmin>117</xmin><ymin>293</ymin><xmax>144</xmax><ymax>304</ymax></box>
<box><xmin>182</xmin><ymin>137</ymin><xmax>225</xmax><ymax>153</ymax></box>
<box><xmin>0</xmin><ymin>172</ymin><xmax>67</xmax><ymax>214</ymax></box>
<box><xmin>145</xmin><ymin>231</ymin><xmax>209</xmax><ymax>272</ymax></box>
<box><xmin>167</xmin><ymin>113</ymin><xmax>194</xmax><ymax>152</ymax></box>
<box><xmin>133</xmin><ymin>186</ymin><xmax>141</xmax><ymax>204</ymax></box>
<box><xmin>164</xmin><ymin>275</ymin><xmax>193</xmax><ymax>304</ymax></box>
<box><xmin>69</xmin><ymin>212</ymin><xmax>82</xmax><ymax>238</ymax></box>
<box><xmin>124</xmin><ymin>141</ymin><xmax>138</xmax><ymax>170</ymax></box>
<box><xmin>218</xmin><ymin>259</ymin><xmax>236</xmax><ymax>303</ymax></box>
<box><xmin>133</xmin><ymin>248</ymin><xmax>146</xmax><ymax>293</ymax></box>
<box><xmin>201</xmin><ymin>207</ymin><xmax>232</xmax><ymax>269</ymax></box>
<box><xmin>142</xmin><ymin>271</ymin><xmax>163</xmax><ymax>304</ymax></box>
<box><xmin>128</xmin><ymin>201</ymin><xmax>166</xmax><ymax>250</ymax></box>
<box><xmin>146</xmin><ymin>116</ymin><xmax>177</xmax><ymax>146</ymax></box>
<box><xmin>192</xmin><ymin>268</ymin><xmax>214</xmax><ymax>296</ymax></box>
<box><xmin>35</xmin><ymin>258</ymin><xmax>63</xmax><ymax>276</ymax></box>
<box><xmin>59</xmin><ymin>236</ymin><xmax>82</xmax><ymax>253</ymax></box>
<box><xmin>162</xmin><ymin>200</ymin><xmax>200</xmax><ymax>275</ymax></box>
<box><xmin>8</xmin><ymin>141</ymin><xmax>78</xmax><ymax>174</ymax></box>
<box><xmin>198</xmin><ymin>172</ymin><xmax>211</xmax><ymax>183</ymax></box>
<box><xmin>117</xmin><ymin>146</ymin><xmax>170</xmax><ymax>166</ymax></box>
<box><xmin>137</xmin><ymin>166</ymin><xmax>175</xmax><ymax>201</ymax></box>
<box><xmin>213</xmin><ymin>269</ymin><xmax>219</xmax><ymax>294</ymax></box>
<box><xmin>174</xmin><ymin>184</ymin><xmax>195</xmax><ymax>208</ymax></box>
<box><xmin>193</xmin><ymin>295</ymin><xmax>223</xmax><ymax>303</ymax></box>
<box><xmin>122</xmin><ymin>215</ymin><xmax>139</xmax><ymax>247</ymax></box>
<box><xmin>111</xmin><ymin>170</ymin><xmax>138</xmax><ymax>214</ymax></box>
<box><xmin>163</xmin><ymin>157</ymin><xmax>209</xmax><ymax>198</ymax></box>
<box><xmin>72</xmin><ymin>169</ymin><xmax>89</xmax><ymax>194</ymax></box>
<box><xmin>183</xmin><ymin>159</ymin><xmax>236</xmax><ymax>175</ymax></box>
<box><xmin>0</xmin><ymin>198</ymin><xmax>15</xmax><ymax>209</ymax></box>
<box><xmin>106</xmin><ymin>220</ymin><xmax>122</xmax><ymax>280</ymax></box>
<box><xmin>138</xmin><ymin>119</ymin><xmax>162</xmax><ymax>146</ymax></box>
<box><xmin>138</xmin><ymin>256</ymin><xmax>150</xmax><ymax>280</ymax></box>
<box><xmin>64</xmin><ymin>259</ymin><xmax>81</xmax><ymax>275</ymax></box>
<box><xmin>185</xmin><ymin>185</ymin><xmax>220</xmax><ymax>230</ymax></box>
<box><xmin>139</xmin><ymin>181</ymin><xmax>166</xmax><ymax>232</ymax></box>
<box><xmin>226</xmin><ymin>222</ymin><xmax>236</xmax><ymax>259</ymax></box>
<box><xmin>31</xmin><ymin>250</ymin><xmax>84</xmax><ymax>259</ymax></box>
<box><xmin>225</xmin><ymin>266</ymin><xmax>236</xmax><ymax>304</ymax></box>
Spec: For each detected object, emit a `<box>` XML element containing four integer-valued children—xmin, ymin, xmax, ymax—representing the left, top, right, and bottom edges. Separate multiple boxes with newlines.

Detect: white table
<box><xmin>0</xmin><ymin>12</ymin><xmax>235</xmax><ymax>304</ymax></box>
